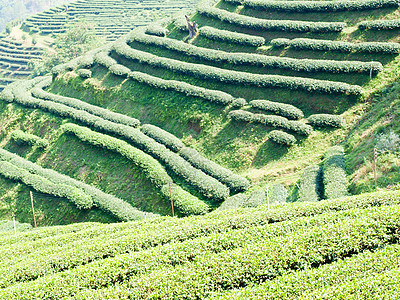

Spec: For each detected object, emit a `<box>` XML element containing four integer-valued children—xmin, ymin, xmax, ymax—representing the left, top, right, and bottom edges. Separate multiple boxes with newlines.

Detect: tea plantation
<box><xmin>1</xmin><ymin>0</ymin><xmax>400</xmax><ymax>296</ymax></box>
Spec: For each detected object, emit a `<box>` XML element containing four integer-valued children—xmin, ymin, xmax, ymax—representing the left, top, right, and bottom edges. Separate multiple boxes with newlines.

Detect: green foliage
<box><xmin>0</xmin><ymin>159</ymin><xmax>93</xmax><ymax>210</ymax></box>
<box><xmin>198</xmin><ymin>26</ymin><xmax>265</xmax><ymax>47</ymax></box>
<box><xmin>197</xmin><ymin>1</ymin><xmax>347</xmax><ymax>32</ymax></box>
<box><xmin>322</xmin><ymin>146</ymin><xmax>348</xmax><ymax>199</ymax></box>
<box><xmin>145</xmin><ymin>24</ymin><xmax>169</xmax><ymax>37</ymax></box>
<box><xmin>375</xmin><ymin>131</ymin><xmax>400</xmax><ymax>154</ymax></box>
<box><xmin>0</xmin><ymin>220</ymin><xmax>31</xmax><ymax>232</ymax></box>
<box><xmin>76</xmin><ymin>68</ymin><xmax>92</xmax><ymax>78</ymax></box>
<box><xmin>95</xmin><ymin>50</ymin><xmax>235</xmax><ymax>105</ymax></box>
<box><xmin>268</xmin><ymin>130</ymin><xmax>297</xmax><ymax>146</ymax></box>
<box><xmin>298</xmin><ymin>165</ymin><xmax>322</xmax><ymax>202</ymax></box>
<box><xmin>180</xmin><ymin>147</ymin><xmax>250</xmax><ymax>193</ymax></box>
<box><xmin>215</xmin><ymin>193</ymin><xmax>249</xmax><ymax>211</ymax></box>
<box><xmin>32</xmin><ymin>77</ymin><xmax>141</xmax><ymax>127</ymax></box>
<box><xmin>307</xmin><ymin>114</ymin><xmax>344</xmax><ymax>128</ymax></box>
<box><xmin>267</xmin><ymin>184</ymin><xmax>288</xmax><ymax>203</ymax></box>
<box><xmin>129</xmin><ymin>30</ymin><xmax>381</xmax><ymax>75</ymax></box>
<box><xmin>359</xmin><ymin>18</ymin><xmax>400</xmax><ymax>30</ymax></box>
<box><xmin>271</xmin><ymin>38</ymin><xmax>400</xmax><ymax>54</ymax></box>
<box><xmin>113</xmin><ymin>39</ymin><xmax>363</xmax><ymax>95</ymax></box>
<box><xmin>250</xmin><ymin>99</ymin><xmax>304</xmax><ymax>120</ymax></box>
<box><xmin>227</xmin><ymin>0</ymin><xmax>400</xmax><ymax>12</ymax></box>
<box><xmin>10</xmin><ymin>130</ymin><xmax>48</xmax><ymax>149</ymax></box>
<box><xmin>141</xmin><ymin>124</ymin><xmax>184</xmax><ymax>152</ymax></box>
<box><xmin>62</xmin><ymin>123</ymin><xmax>209</xmax><ymax>216</ymax></box>
<box><xmin>229</xmin><ymin>110</ymin><xmax>312</xmax><ymax>136</ymax></box>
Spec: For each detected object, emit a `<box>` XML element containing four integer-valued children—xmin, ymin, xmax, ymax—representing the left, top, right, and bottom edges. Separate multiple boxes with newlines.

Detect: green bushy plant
<box><xmin>307</xmin><ymin>114</ymin><xmax>344</xmax><ymax>128</ymax></box>
<box><xmin>322</xmin><ymin>146</ymin><xmax>348</xmax><ymax>199</ymax></box>
<box><xmin>268</xmin><ymin>130</ymin><xmax>297</xmax><ymax>146</ymax></box>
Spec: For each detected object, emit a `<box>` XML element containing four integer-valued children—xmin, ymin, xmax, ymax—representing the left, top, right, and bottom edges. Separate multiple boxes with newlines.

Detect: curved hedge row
<box><xmin>0</xmin><ymin>160</ymin><xmax>93</xmax><ymax>209</ymax></box>
<box><xmin>62</xmin><ymin>123</ymin><xmax>209</xmax><ymax>216</ymax></box>
<box><xmin>308</xmin><ymin>114</ymin><xmax>344</xmax><ymax>128</ymax></box>
<box><xmin>271</xmin><ymin>38</ymin><xmax>400</xmax><ymax>54</ymax></box>
<box><xmin>0</xmin><ymin>146</ymin><xmax>151</xmax><ymax>221</ymax></box>
<box><xmin>197</xmin><ymin>2</ymin><xmax>347</xmax><ymax>32</ymax></box>
<box><xmin>249</xmin><ymin>99</ymin><xmax>304</xmax><ymax>120</ymax></box>
<box><xmin>76</xmin><ymin>69</ymin><xmax>92</xmax><ymax>78</ymax></box>
<box><xmin>226</xmin><ymin>0</ymin><xmax>400</xmax><ymax>12</ymax></box>
<box><xmin>198</xmin><ymin>26</ymin><xmax>265</xmax><ymax>47</ymax></box>
<box><xmin>32</xmin><ymin>77</ymin><xmax>140</xmax><ymax>128</ymax></box>
<box><xmin>141</xmin><ymin>124</ymin><xmax>184</xmax><ymax>152</ymax></box>
<box><xmin>298</xmin><ymin>165</ymin><xmax>322</xmax><ymax>202</ymax></box>
<box><xmin>145</xmin><ymin>24</ymin><xmax>169</xmax><ymax>37</ymax></box>
<box><xmin>268</xmin><ymin>130</ymin><xmax>297</xmax><ymax>145</ymax></box>
<box><xmin>180</xmin><ymin>147</ymin><xmax>250</xmax><ymax>193</ymax></box>
<box><xmin>113</xmin><ymin>40</ymin><xmax>363</xmax><ymax>95</ymax></box>
<box><xmin>3</xmin><ymin>79</ymin><xmax>230</xmax><ymax>202</ymax></box>
<box><xmin>358</xmin><ymin>18</ymin><xmax>400</xmax><ymax>30</ymax></box>
<box><xmin>322</xmin><ymin>146</ymin><xmax>348</xmax><ymax>199</ymax></box>
<box><xmin>10</xmin><ymin>130</ymin><xmax>48</xmax><ymax>148</ymax></box>
<box><xmin>229</xmin><ymin>110</ymin><xmax>312</xmax><ymax>136</ymax></box>
<box><xmin>128</xmin><ymin>31</ymin><xmax>382</xmax><ymax>75</ymax></box>
<box><xmin>95</xmin><ymin>50</ymin><xmax>235</xmax><ymax>105</ymax></box>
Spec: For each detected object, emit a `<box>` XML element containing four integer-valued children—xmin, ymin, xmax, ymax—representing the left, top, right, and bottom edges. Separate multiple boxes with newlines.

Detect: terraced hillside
<box><xmin>0</xmin><ymin>190</ymin><xmax>400</xmax><ymax>298</ymax></box>
<box><xmin>2</xmin><ymin>0</ymin><xmax>400</xmax><ymax>225</ymax></box>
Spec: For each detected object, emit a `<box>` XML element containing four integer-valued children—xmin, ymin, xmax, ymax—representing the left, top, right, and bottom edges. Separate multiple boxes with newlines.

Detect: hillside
<box><xmin>0</xmin><ymin>190</ymin><xmax>399</xmax><ymax>298</ymax></box>
<box><xmin>1</xmin><ymin>0</ymin><xmax>400</xmax><ymax>226</ymax></box>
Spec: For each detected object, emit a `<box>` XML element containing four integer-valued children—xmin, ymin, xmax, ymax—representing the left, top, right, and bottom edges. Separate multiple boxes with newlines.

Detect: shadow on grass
<box><xmin>252</xmin><ymin>139</ymin><xmax>289</xmax><ymax>167</ymax></box>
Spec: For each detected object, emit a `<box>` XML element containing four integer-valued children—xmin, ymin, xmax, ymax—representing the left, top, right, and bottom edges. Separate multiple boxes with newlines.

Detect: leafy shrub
<box><xmin>250</xmin><ymin>99</ymin><xmax>304</xmax><ymax>120</ymax></box>
<box><xmin>272</xmin><ymin>38</ymin><xmax>400</xmax><ymax>54</ymax></box>
<box><xmin>32</xmin><ymin>77</ymin><xmax>140</xmax><ymax>128</ymax></box>
<box><xmin>0</xmin><ymin>220</ymin><xmax>32</xmax><ymax>232</ymax></box>
<box><xmin>359</xmin><ymin>18</ymin><xmax>400</xmax><ymax>30</ymax></box>
<box><xmin>243</xmin><ymin>189</ymin><xmax>265</xmax><ymax>207</ymax></box>
<box><xmin>298</xmin><ymin>165</ymin><xmax>322</xmax><ymax>202</ymax></box>
<box><xmin>199</xmin><ymin>26</ymin><xmax>265</xmax><ymax>47</ymax></box>
<box><xmin>227</xmin><ymin>0</ymin><xmax>400</xmax><ymax>12</ymax></box>
<box><xmin>322</xmin><ymin>146</ymin><xmax>348</xmax><ymax>199</ymax></box>
<box><xmin>145</xmin><ymin>24</ymin><xmax>169</xmax><ymax>37</ymax></box>
<box><xmin>141</xmin><ymin>124</ymin><xmax>184</xmax><ymax>152</ymax></box>
<box><xmin>10</xmin><ymin>130</ymin><xmax>49</xmax><ymax>148</ymax></box>
<box><xmin>267</xmin><ymin>184</ymin><xmax>288</xmax><ymax>203</ymax></box>
<box><xmin>0</xmin><ymin>160</ymin><xmax>93</xmax><ymax>209</ymax></box>
<box><xmin>307</xmin><ymin>114</ymin><xmax>344</xmax><ymax>128</ymax></box>
<box><xmin>180</xmin><ymin>147</ymin><xmax>250</xmax><ymax>193</ymax></box>
<box><xmin>113</xmin><ymin>39</ymin><xmax>362</xmax><ymax>95</ymax></box>
<box><xmin>197</xmin><ymin>2</ymin><xmax>347</xmax><ymax>32</ymax></box>
<box><xmin>375</xmin><ymin>131</ymin><xmax>400</xmax><ymax>154</ymax></box>
<box><xmin>63</xmin><ymin>123</ymin><xmax>209</xmax><ymax>216</ymax></box>
<box><xmin>229</xmin><ymin>110</ymin><xmax>311</xmax><ymax>136</ymax></box>
<box><xmin>231</xmin><ymin>98</ymin><xmax>247</xmax><ymax>108</ymax></box>
<box><xmin>129</xmin><ymin>31</ymin><xmax>381</xmax><ymax>75</ymax></box>
<box><xmin>268</xmin><ymin>130</ymin><xmax>297</xmax><ymax>145</ymax></box>
<box><xmin>215</xmin><ymin>193</ymin><xmax>249</xmax><ymax>211</ymax></box>
<box><xmin>76</xmin><ymin>69</ymin><xmax>92</xmax><ymax>78</ymax></box>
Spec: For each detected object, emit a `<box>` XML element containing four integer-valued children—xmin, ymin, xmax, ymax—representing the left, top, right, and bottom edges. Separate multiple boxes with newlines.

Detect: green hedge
<box><xmin>113</xmin><ymin>39</ymin><xmax>362</xmax><ymax>95</ymax></box>
<box><xmin>250</xmin><ymin>99</ymin><xmax>304</xmax><ymax>120</ymax></box>
<box><xmin>267</xmin><ymin>184</ymin><xmax>288</xmax><ymax>203</ymax></box>
<box><xmin>358</xmin><ymin>18</ymin><xmax>400</xmax><ymax>30</ymax></box>
<box><xmin>268</xmin><ymin>130</ymin><xmax>297</xmax><ymax>145</ymax></box>
<box><xmin>322</xmin><ymin>146</ymin><xmax>348</xmax><ymax>199</ymax></box>
<box><xmin>198</xmin><ymin>26</ymin><xmax>265</xmax><ymax>47</ymax></box>
<box><xmin>63</xmin><ymin>123</ymin><xmax>209</xmax><ymax>216</ymax></box>
<box><xmin>298</xmin><ymin>165</ymin><xmax>322</xmax><ymax>202</ymax></box>
<box><xmin>0</xmin><ymin>146</ymin><xmax>151</xmax><ymax>221</ymax></box>
<box><xmin>308</xmin><ymin>114</ymin><xmax>344</xmax><ymax>128</ymax></box>
<box><xmin>145</xmin><ymin>24</ymin><xmax>169</xmax><ymax>37</ymax></box>
<box><xmin>226</xmin><ymin>0</ymin><xmax>400</xmax><ymax>12</ymax></box>
<box><xmin>229</xmin><ymin>110</ymin><xmax>312</xmax><ymax>136</ymax></box>
<box><xmin>10</xmin><ymin>130</ymin><xmax>48</xmax><ymax>148</ymax></box>
<box><xmin>4</xmin><ymin>79</ymin><xmax>229</xmax><ymax>202</ymax></box>
<box><xmin>95</xmin><ymin>50</ymin><xmax>235</xmax><ymax>105</ymax></box>
<box><xmin>65</xmin><ymin>205</ymin><xmax>400</xmax><ymax>299</ymax></box>
<box><xmin>128</xmin><ymin>31</ymin><xmax>382</xmax><ymax>75</ymax></box>
<box><xmin>180</xmin><ymin>147</ymin><xmax>250</xmax><ymax>193</ymax></box>
<box><xmin>141</xmin><ymin>124</ymin><xmax>184</xmax><ymax>152</ymax></box>
<box><xmin>76</xmin><ymin>69</ymin><xmax>92</xmax><ymax>78</ymax></box>
<box><xmin>271</xmin><ymin>37</ymin><xmax>400</xmax><ymax>54</ymax></box>
<box><xmin>197</xmin><ymin>2</ymin><xmax>347</xmax><ymax>32</ymax></box>
<box><xmin>32</xmin><ymin>77</ymin><xmax>141</xmax><ymax>128</ymax></box>
<box><xmin>0</xmin><ymin>160</ymin><xmax>93</xmax><ymax>209</ymax></box>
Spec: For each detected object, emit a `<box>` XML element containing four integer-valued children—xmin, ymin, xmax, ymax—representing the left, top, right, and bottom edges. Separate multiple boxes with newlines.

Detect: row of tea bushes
<box><xmin>249</xmin><ymin>99</ymin><xmax>304</xmax><ymax>120</ymax></box>
<box><xmin>129</xmin><ymin>31</ymin><xmax>383</xmax><ymax>74</ymax></box>
<box><xmin>322</xmin><ymin>146</ymin><xmax>348</xmax><ymax>199</ymax></box>
<box><xmin>10</xmin><ymin>130</ymin><xmax>49</xmax><ymax>148</ymax></box>
<box><xmin>197</xmin><ymin>2</ymin><xmax>347</xmax><ymax>32</ymax></box>
<box><xmin>224</xmin><ymin>0</ymin><xmax>399</xmax><ymax>12</ymax></box>
<box><xmin>271</xmin><ymin>37</ymin><xmax>400</xmax><ymax>54</ymax></box>
<box><xmin>358</xmin><ymin>18</ymin><xmax>400</xmax><ymax>30</ymax></box>
<box><xmin>113</xmin><ymin>40</ymin><xmax>363</xmax><ymax>95</ymax></box>
<box><xmin>268</xmin><ymin>130</ymin><xmax>297</xmax><ymax>145</ymax></box>
<box><xmin>62</xmin><ymin>123</ymin><xmax>209</xmax><ymax>216</ymax></box>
